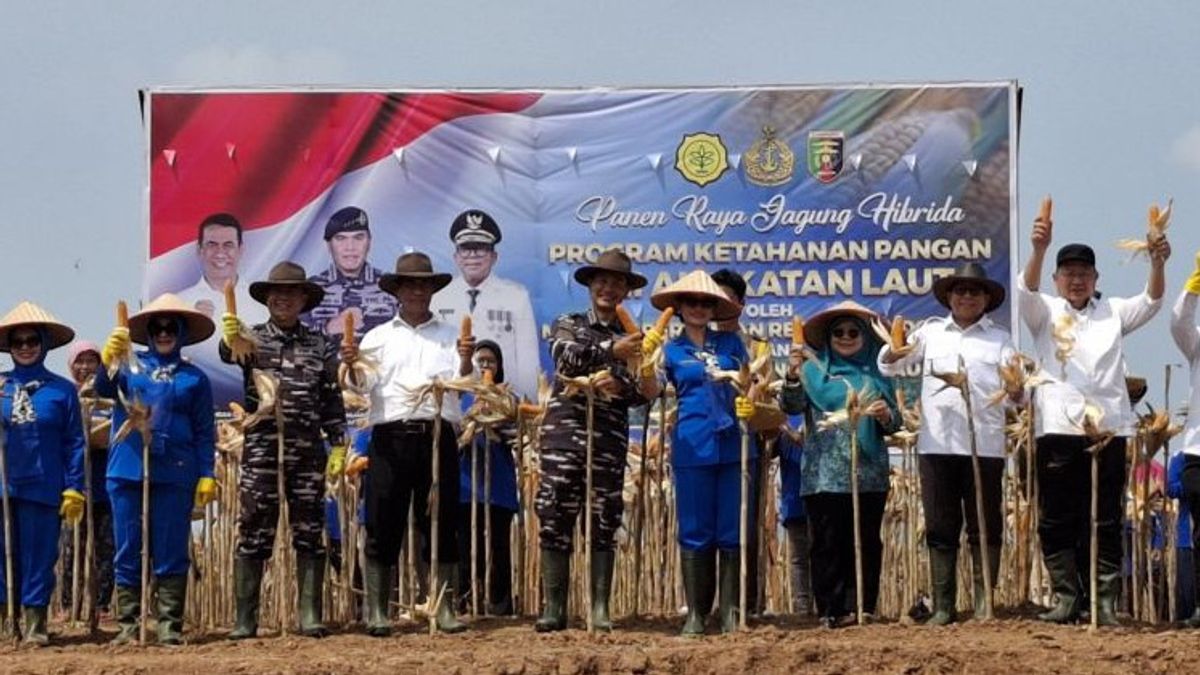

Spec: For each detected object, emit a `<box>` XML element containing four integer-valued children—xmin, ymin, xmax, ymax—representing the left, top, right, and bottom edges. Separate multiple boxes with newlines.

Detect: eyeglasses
<box><xmin>148</xmin><ymin>320</ymin><xmax>179</xmax><ymax>336</ymax></box>
<box><xmin>9</xmin><ymin>335</ymin><xmax>41</xmax><ymax>349</ymax></box>
<box><xmin>681</xmin><ymin>296</ymin><xmax>718</xmax><ymax>309</ymax></box>
<box><xmin>831</xmin><ymin>328</ymin><xmax>861</xmax><ymax>339</ymax></box>
<box><xmin>1056</xmin><ymin>270</ymin><xmax>1096</xmax><ymax>281</ymax></box>
<box><xmin>951</xmin><ymin>286</ymin><xmax>986</xmax><ymax>297</ymax></box>
<box><xmin>456</xmin><ymin>246</ymin><xmax>494</xmax><ymax>258</ymax></box>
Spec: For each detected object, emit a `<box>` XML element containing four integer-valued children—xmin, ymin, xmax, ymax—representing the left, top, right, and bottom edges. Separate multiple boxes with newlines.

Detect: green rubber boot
<box><xmin>680</xmin><ymin>549</ymin><xmax>716</xmax><ymax>637</ymax></box>
<box><xmin>971</xmin><ymin>545</ymin><xmax>1001</xmax><ymax>620</ymax></box>
<box><xmin>590</xmin><ymin>550</ymin><xmax>615</xmax><ymax>632</ymax></box>
<box><xmin>298</xmin><ymin>554</ymin><xmax>329</xmax><ymax>637</ymax></box>
<box><xmin>926</xmin><ymin>547</ymin><xmax>958</xmax><ymax>626</ymax></box>
<box><xmin>111</xmin><ymin>586</ymin><xmax>140</xmax><ymax>645</ymax></box>
<box><xmin>1037</xmin><ymin>550</ymin><xmax>1081</xmax><ymax>624</ymax></box>
<box><xmin>363</xmin><ymin>557</ymin><xmax>393</xmax><ymax>637</ymax></box>
<box><xmin>229</xmin><ymin>558</ymin><xmax>264</xmax><ymax>640</ymax></box>
<box><xmin>1095</xmin><ymin>556</ymin><xmax>1122</xmax><ymax>627</ymax></box>
<box><xmin>534</xmin><ymin>549</ymin><xmax>569</xmax><ymax>633</ymax></box>
<box><xmin>435</xmin><ymin>563</ymin><xmax>467</xmax><ymax>633</ymax></box>
<box><xmin>718</xmin><ymin>549</ymin><xmax>740</xmax><ymax>634</ymax></box>
<box><xmin>21</xmin><ymin>606</ymin><xmax>49</xmax><ymax>646</ymax></box>
<box><xmin>156</xmin><ymin>575</ymin><xmax>188</xmax><ymax>645</ymax></box>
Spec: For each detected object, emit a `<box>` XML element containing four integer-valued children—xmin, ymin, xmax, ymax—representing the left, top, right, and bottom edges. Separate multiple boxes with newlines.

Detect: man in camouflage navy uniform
<box><xmin>304</xmin><ymin>206</ymin><xmax>398</xmax><ymax>343</ymax></box>
<box><xmin>220</xmin><ymin>261</ymin><xmax>348</xmax><ymax>639</ymax></box>
<box><xmin>535</xmin><ymin>249</ymin><xmax>655</xmax><ymax>632</ymax></box>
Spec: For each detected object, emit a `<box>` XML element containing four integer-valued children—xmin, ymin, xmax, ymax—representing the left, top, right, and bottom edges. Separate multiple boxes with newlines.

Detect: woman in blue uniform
<box><xmin>457</xmin><ymin>340</ymin><xmax>520</xmax><ymax>615</ymax></box>
<box><xmin>0</xmin><ymin>302</ymin><xmax>85</xmax><ymax>645</ymax></box>
<box><xmin>781</xmin><ymin>300</ymin><xmax>898</xmax><ymax>629</ymax></box>
<box><xmin>642</xmin><ymin>270</ymin><xmax>748</xmax><ymax>635</ymax></box>
<box><xmin>98</xmin><ymin>294</ymin><xmax>216</xmax><ymax>645</ymax></box>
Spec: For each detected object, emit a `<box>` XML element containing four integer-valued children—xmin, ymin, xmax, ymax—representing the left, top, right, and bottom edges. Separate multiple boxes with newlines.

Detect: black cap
<box><xmin>449</xmin><ymin>210</ymin><xmax>502</xmax><ymax>247</ymax></box>
<box><xmin>1056</xmin><ymin>243</ymin><xmax>1095</xmax><ymax>268</ymax></box>
<box><xmin>323</xmin><ymin>206</ymin><xmax>370</xmax><ymax>241</ymax></box>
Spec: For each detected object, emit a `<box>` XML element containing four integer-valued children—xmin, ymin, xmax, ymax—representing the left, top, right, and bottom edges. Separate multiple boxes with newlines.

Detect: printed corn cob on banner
<box><xmin>146</xmin><ymin>83</ymin><xmax>1017</xmax><ymax>405</ymax></box>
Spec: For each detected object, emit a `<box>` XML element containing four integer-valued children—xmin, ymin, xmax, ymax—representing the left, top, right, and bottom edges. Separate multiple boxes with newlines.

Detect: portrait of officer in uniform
<box><xmin>303</xmin><ymin>206</ymin><xmax>398</xmax><ymax>342</ymax></box>
<box><xmin>431</xmin><ymin>209</ymin><xmax>539</xmax><ymax>400</ymax></box>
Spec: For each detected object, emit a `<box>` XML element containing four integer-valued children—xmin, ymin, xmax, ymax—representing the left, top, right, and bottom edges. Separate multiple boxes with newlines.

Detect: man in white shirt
<box><xmin>1020</xmin><ymin>212</ymin><xmax>1169</xmax><ymax>626</ymax></box>
<box><xmin>340</xmin><ymin>251</ymin><xmax>475</xmax><ymax>636</ymax></box>
<box><xmin>174</xmin><ymin>213</ymin><xmax>268</xmax><ymax>403</ymax></box>
<box><xmin>432</xmin><ymin>210</ymin><xmax>539</xmax><ymax>400</ymax></box>
<box><xmin>880</xmin><ymin>262</ymin><xmax>1015</xmax><ymax>625</ymax></box>
<box><xmin>1169</xmin><ymin>252</ymin><xmax>1200</xmax><ymax>627</ymax></box>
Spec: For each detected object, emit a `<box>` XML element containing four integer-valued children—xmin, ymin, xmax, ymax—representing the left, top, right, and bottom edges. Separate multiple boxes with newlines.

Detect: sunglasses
<box><xmin>9</xmin><ymin>335</ymin><xmax>41</xmax><ymax>349</ymax></box>
<box><xmin>148</xmin><ymin>320</ymin><xmax>179</xmax><ymax>336</ymax></box>
<box><xmin>830</xmin><ymin>327</ymin><xmax>861</xmax><ymax>339</ymax></box>
<box><xmin>680</xmin><ymin>296</ymin><xmax>718</xmax><ymax>309</ymax></box>
<box><xmin>951</xmin><ymin>285</ymin><xmax>986</xmax><ymax>297</ymax></box>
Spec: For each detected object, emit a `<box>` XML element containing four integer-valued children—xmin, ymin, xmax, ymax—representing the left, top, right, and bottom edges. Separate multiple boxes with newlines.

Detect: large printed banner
<box><xmin>146</xmin><ymin>84</ymin><xmax>1018</xmax><ymax>406</ymax></box>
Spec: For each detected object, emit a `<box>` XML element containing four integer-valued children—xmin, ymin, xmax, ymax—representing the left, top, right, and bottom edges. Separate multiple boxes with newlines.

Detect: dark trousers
<box><xmin>1037</xmin><ymin>435</ymin><xmax>1126</xmax><ymax>569</ymax></box>
<box><xmin>1178</xmin><ymin>456</ymin><xmax>1200</xmax><ymax>614</ymax></box>
<box><xmin>455</xmin><ymin>503</ymin><xmax>514</xmax><ymax>612</ymax></box>
<box><xmin>364</xmin><ymin>419</ymin><xmax>460</xmax><ymax>564</ymax></box>
<box><xmin>805</xmin><ymin>491</ymin><xmax>886</xmax><ymax>619</ymax></box>
<box><xmin>919</xmin><ymin>454</ymin><xmax>1004</xmax><ymax>550</ymax></box>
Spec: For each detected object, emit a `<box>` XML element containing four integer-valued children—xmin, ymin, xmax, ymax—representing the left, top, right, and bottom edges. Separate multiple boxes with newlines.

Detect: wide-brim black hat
<box><xmin>249</xmin><ymin>261</ymin><xmax>326</xmax><ymax>313</ymax></box>
<box><xmin>573</xmin><ymin>249</ymin><xmax>647</xmax><ymax>290</ymax></box>
<box><xmin>378</xmin><ymin>252</ymin><xmax>453</xmax><ymax>295</ymax></box>
<box><xmin>932</xmin><ymin>262</ymin><xmax>1006</xmax><ymax>313</ymax></box>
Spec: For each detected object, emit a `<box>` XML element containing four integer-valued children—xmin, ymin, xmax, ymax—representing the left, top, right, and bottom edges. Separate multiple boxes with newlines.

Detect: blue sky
<box><xmin>2</xmin><ymin>1</ymin><xmax>1199</xmax><ymax>410</ymax></box>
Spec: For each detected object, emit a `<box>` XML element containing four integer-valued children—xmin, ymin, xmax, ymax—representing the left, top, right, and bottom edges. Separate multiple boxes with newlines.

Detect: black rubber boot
<box><xmin>1095</xmin><ymin>557</ymin><xmax>1122</xmax><ymax>627</ymax></box>
<box><xmin>363</xmin><ymin>557</ymin><xmax>393</xmax><ymax>637</ymax></box>
<box><xmin>297</xmin><ymin>554</ymin><xmax>329</xmax><ymax>637</ymax></box>
<box><xmin>435</xmin><ymin>563</ymin><xmax>467</xmax><ymax>633</ymax></box>
<box><xmin>718</xmin><ymin>549</ymin><xmax>740</xmax><ymax>634</ymax></box>
<box><xmin>111</xmin><ymin>586</ymin><xmax>140</xmax><ymax>644</ymax></box>
<box><xmin>156</xmin><ymin>575</ymin><xmax>188</xmax><ymax>645</ymax></box>
<box><xmin>21</xmin><ymin>606</ymin><xmax>49</xmax><ymax>646</ymax></box>
<box><xmin>1037</xmin><ymin>550</ymin><xmax>1081</xmax><ymax>623</ymax></box>
<box><xmin>534</xmin><ymin>548</ymin><xmax>569</xmax><ymax>633</ymax></box>
<box><xmin>680</xmin><ymin>549</ymin><xmax>716</xmax><ymax>637</ymax></box>
<box><xmin>590</xmin><ymin>550</ymin><xmax>615</xmax><ymax>632</ymax></box>
<box><xmin>926</xmin><ymin>547</ymin><xmax>957</xmax><ymax>626</ymax></box>
<box><xmin>229</xmin><ymin>558</ymin><xmax>264</xmax><ymax>640</ymax></box>
<box><xmin>971</xmin><ymin>545</ymin><xmax>1001</xmax><ymax>620</ymax></box>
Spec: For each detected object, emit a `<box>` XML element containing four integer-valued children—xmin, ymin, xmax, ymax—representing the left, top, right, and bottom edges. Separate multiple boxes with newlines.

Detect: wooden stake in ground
<box><xmin>632</xmin><ymin>394</ymin><xmax>660</xmax><ymax>617</ymax></box>
<box><xmin>470</xmin><ymin>436</ymin><xmax>479</xmax><ymax>616</ymax></box>
<box><xmin>0</xmin><ymin>422</ymin><xmax>17</xmax><ymax>641</ymax></box>
<box><xmin>429</xmin><ymin>388</ymin><xmax>444</xmax><ymax>636</ymax></box>
<box><xmin>956</xmin><ymin>356</ymin><xmax>994</xmax><ymax>619</ymax></box>
<box><xmin>139</xmin><ymin>407</ymin><xmax>151</xmax><ymax>644</ymax></box>
<box><xmin>584</xmin><ymin>384</ymin><xmax>596</xmax><ymax>633</ymax></box>
<box><xmin>847</xmin><ymin>387</ymin><xmax>866</xmax><ymax>626</ymax></box>
<box><xmin>1089</xmin><ymin>444</ymin><xmax>1100</xmax><ymax>632</ymax></box>
<box><xmin>272</xmin><ymin>391</ymin><xmax>291</xmax><ymax>635</ymax></box>
<box><xmin>484</xmin><ymin>430</ymin><xmax>493</xmax><ymax>615</ymax></box>
<box><xmin>738</xmin><ymin>415</ymin><xmax>751</xmax><ymax>630</ymax></box>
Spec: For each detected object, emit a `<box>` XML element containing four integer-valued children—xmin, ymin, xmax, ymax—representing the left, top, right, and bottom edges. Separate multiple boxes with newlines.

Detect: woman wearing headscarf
<box><xmin>61</xmin><ymin>340</ymin><xmax>117</xmax><ymax>617</ymax></box>
<box><xmin>641</xmin><ymin>270</ymin><xmax>748</xmax><ymax>635</ymax></box>
<box><xmin>97</xmin><ymin>294</ymin><xmax>216</xmax><ymax>644</ymax></box>
<box><xmin>456</xmin><ymin>339</ymin><xmax>520</xmax><ymax>615</ymax></box>
<box><xmin>0</xmin><ymin>302</ymin><xmax>86</xmax><ymax>645</ymax></box>
<box><xmin>781</xmin><ymin>300</ymin><xmax>898</xmax><ymax>628</ymax></box>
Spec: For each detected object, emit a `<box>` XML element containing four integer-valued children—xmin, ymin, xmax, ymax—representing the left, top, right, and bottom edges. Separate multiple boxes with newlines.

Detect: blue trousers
<box><xmin>108</xmin><ymin>479</ymin><xmax>194</xmax><ymax>587</ymax></box>
<box><xmin>0</xmin><ymin>497</ymin><xmax>60</xmax><ymax>607</ymax></box>
<box><xmin>675</xmin><ymin>461</ymin><xmax>756</xmax><ymax>552</ymax></box>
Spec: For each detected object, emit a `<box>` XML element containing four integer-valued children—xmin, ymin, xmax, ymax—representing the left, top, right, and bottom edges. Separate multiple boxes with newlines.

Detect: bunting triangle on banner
<box><xmin>225</xmin><ymin>142</ymin><xmax>236</xmax><ymax>160</ymax></box>
<box><xmin>392</xmin><ymin>147</ymin><xmax>406</xmax><ymax>165</ymax></box>
<box><xmin>728</xmin><ymin>153</ymin><xmax>742</xmax><ymax>171</ymax></box>
<box><xmin>487</xmin><ymin>146</ymin><xmax>502</xmax><ymax>164</ymax></box>
<box><xmin>624</xmin><ymin>298</ymin><xmax>645</xmax><ymax>322</ymax></box>
<box><xmin>849</xmin><ymin>153</ymin><xmax>863</xmax><ymax>171</ymax></box>
<box><xmin>903</xmin><ymin>154</ymin><xmax>918</xmax><ymax>172</ymax></box>
<box><xmin>646</xmin><ymin>153</ymin><xmax>663</xmax><ymax>171</ymax></box>
<box><xmin>559</xmin><ymin>267</ymin><xmax>573</xmax><ymax>291</ymax></box>
<box><xmin>162</xmin><ymin>149</ymin><xmax>177</xmax><ymax>167</ymax></box>
<box><xmin>961</xmin><ymin>159</ymin><xmax>978</xmax><ymax>177</ymax></box>
<box><xmin>566</xmin><ymin>147</ymin><xmax>578</xmax><ymax>163</ymax></box>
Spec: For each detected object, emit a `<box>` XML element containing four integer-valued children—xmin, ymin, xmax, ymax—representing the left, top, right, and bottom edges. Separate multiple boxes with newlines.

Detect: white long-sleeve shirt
<box><xmin>1017</xmin><ymin>277</ymin><xmax>1160</xmax><ymax>437</ymax></box>
<box><xmin>1170</xmin><ymin>290</ymin><xmax>1200</xmax><ymax>457</ymax></box>
<box><xmin>359</xmin><ymin>314</ymin><xmax>464</xmax><ymax>426</ymax></box>
<box><xmin>878</xmin><ymin>314</ymin><xmax>1015</xmax><ymax>458</ymax></box>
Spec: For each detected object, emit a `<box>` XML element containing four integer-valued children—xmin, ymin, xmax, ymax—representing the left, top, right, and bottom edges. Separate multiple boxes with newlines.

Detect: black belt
<box><xmin>376</xmin><ymin>418</ymin><xmax>445</xmax><ymax>434</ymax></box>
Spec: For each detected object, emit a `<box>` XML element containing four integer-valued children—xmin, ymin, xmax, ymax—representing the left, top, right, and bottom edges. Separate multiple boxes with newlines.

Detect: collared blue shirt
<box><xmin>662</xmin><ymin>329</ymin><xmax>750</xmax><ymax>467</ymax></box>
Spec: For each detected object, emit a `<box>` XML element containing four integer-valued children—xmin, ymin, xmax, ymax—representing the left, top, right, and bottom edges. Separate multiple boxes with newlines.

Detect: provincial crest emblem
<box><xmin>675</xmin><ymin>132</ymin><xmax>729</xmax><ymax>187</ymax></box>
<box><xmin>744</xmin><ymin>126</ymin><xmax>795</xmax><ymax>187</ymax></box>
<box><xmin>807</xmin><ymin>130</ymin><xmax>845</xmax><ymax>184</ymax></box>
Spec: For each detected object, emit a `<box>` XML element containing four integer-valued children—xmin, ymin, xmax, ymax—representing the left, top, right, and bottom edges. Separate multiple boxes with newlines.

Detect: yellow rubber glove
<box><xmin>345</xmin><ymin>455</ymin><xmax>370</xmax><ymax>479</ymax></box>
<box><xmin>100</xmin><ymin>327</ymin><xmax>131</xmax><ymax>368</ymax></box>
<box><xmin>60</xmin><ymin>489</ymin><xmax>86</xmax><ymax>524</ymax></box>
<box><xmin>221</xmin><ymin>313</ymin><xmax>243</xmax><ymax>345</ymax></box>
<box><xmin>735</xmin><ymin>395</ymin><xmax>755</xmax><ymax>420</ymax></box>
<box><xmin>194</xmin><ymin>477</ymin><xmax>217</xmax><ymax>509</ymax></box>
<box><xmin>1186</xmin><ymin>251</ymin><xmax>1200</xmax><ymax>295</ymax></box>
<box><xmin>641</xmin><ymin>327</ymin><xmax>664</xmax><ymax>358</ymax></box>
<box><xmin>326</xmin><ymin>445</ymin><xmax>347</xmax><ymax>480</ymax></box>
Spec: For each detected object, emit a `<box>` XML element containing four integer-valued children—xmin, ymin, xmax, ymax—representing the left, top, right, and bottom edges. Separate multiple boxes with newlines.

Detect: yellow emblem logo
<box><xmin>675</xmin><ymin>132</ymin><xmax>729</xmax><ymax>187</ymax></box>
<box><xmin>744</xmin><ymin>126</ymin><xmax>795</xmax><ymax>187</ymax></box>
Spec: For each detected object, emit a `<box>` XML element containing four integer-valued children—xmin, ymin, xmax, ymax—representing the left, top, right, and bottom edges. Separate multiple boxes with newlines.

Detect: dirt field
<box><xmin>1</xmin><ymin>609</ymin><xmax>1198</xmax><ymax>675</ymax></box>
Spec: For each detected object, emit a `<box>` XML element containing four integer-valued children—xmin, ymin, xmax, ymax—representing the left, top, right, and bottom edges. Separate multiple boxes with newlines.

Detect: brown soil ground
<box><xmin>2</xmin><ymin>609</ymin><xmax>1198</xmax><ymax>674</ymax></box>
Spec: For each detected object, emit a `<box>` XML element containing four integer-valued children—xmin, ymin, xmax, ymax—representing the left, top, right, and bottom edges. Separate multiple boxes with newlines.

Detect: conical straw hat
<box><xmin>650</xmin><ymin>270</ymin><xmax>743</xmax><ymax>322</ymax></box>
<box><xmin>128</xmin><ymin>293</ymin><xmax>216</xmax><ymax>346</ymax></box>
<box><xmin>0</xmin><ymin>301</ymin><xmax>75</xmax><ymax>352</ymax></box>
<box><xmin>803</xmin><ymin>299</ymin><xmax>880</xmax><ymax>350</ymax></box>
